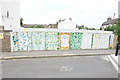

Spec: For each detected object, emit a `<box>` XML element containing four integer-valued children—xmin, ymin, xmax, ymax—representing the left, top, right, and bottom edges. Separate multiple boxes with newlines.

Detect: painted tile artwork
<box><xmin>32</xmin><ymin>32</ymin><xmax>41</xmax><ymax>50</ymax></box>
<box><xmin>92</xmin><ymin>33</ymin><xmax>102</xmax><ymax>49</ymax></box>
<box><xmin>32</xmin><ymin>32</ymin><xmax>45</xmax><ymax>50</ymax></box>
<box><xmin>12</xmin><ymin>32</ymin><xmax>19</xmax><ymax>51</ymax></box>
<box><xmin>45</xmin><ymin>32</ymin><xmax>59</xmax><ymax>50</ymax></box>
<box><xmin>70</xmin><ymin>33</ymin><xmax>83</xmax><ymax>49</ymax></box>
<box><xmin>81</xmin><ymin>33</ymin><xmax>93</xmax><ymax>49</ymax></box>
<box><xmin>109</xmin><ymin>34</ymin><xmax>114</xmax><ymax>48</ymax></box>
<box><xmin>27</xmin><ymin>32</ymin><xmax>32</xmax><ymax>51</ymax></box>
<box><xmin>12</xmin><ymin>31</ymin><xmax>114</xmax><ymax>52</ymax></box>
<box><xmin>59</xmin><ymin>33</ymin><xmax>71</xmax><ymax>49</ymax></box>
<box><xmin>39</xmin><ymin>32</ymin><xmax>46</xmax><ymax>50</ymax></box>
<box><xmin>18</xmin><ymin>32</ymin><xmax>30</xmax><ymax>51</ymax></box>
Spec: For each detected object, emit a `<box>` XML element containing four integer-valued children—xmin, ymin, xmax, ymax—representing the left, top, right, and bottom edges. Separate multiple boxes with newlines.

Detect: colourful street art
<box><xmin>92</xmin><ymin>33</ymin><xmax>102</xmax><ymax>49</ymax></box>
<box><xmin>12</xmin><ymin>32</ymin><xmax>19</xmax><ymax>51</ymax></box>
<box><xmin>11</xmin><ymin>31</ymin><xmax>114</xmax><ymax>52</ymax></box>
<box><xmin>70</xmin><ymin>33</ymin><xmax>83</xmax><ymax>49</ymax></box>
<box><xmin>27</xmin><ymin>32</ymin><xmax>32</xmax><ymax>51</ymax></box>
<box><xmin>32</xmin><ymin>32</ymin><xmax>45</xmax><ymax>50</ymax></box>
<box><xmin>109</xmin><ymin>34</ymin><xmax>114</xmax><ymax>48</ymax></box>
<box><xmin>59</xmin><ymin>33</ymin><xmax>71</xmax><ymax>49</ymax></box>
<box><xmin>39</xmin><ymin>32</ymin><xmax>46</xmax><ymax>50</ymax></box>
<box><xmin>45</xmin><ymin>32</ymin><xmax>59</xmax><ymax>50</ymax></box>
<box><xmin>18</xmin><ymin>32</ymin><xmax>30</xmax><ymax>51</ymax></box>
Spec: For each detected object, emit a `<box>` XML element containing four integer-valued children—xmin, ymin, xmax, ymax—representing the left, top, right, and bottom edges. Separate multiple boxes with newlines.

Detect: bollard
<box><xmin>115</xmin><ymin>43</ymin><xmax>119</xmax><ymax>56</ymax></box>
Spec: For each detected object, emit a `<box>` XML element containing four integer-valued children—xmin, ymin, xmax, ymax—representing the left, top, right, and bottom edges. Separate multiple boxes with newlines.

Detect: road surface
<box><xmin>2</xmin><ymin>55</ymin><xmax>118</xmax><ymax>78</ymax></box>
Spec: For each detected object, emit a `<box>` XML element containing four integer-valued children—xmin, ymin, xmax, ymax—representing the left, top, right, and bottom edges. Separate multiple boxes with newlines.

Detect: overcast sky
<box><xmin>20</xmin><ymin>0</ymin><xmax>119</xmax><ymax>28</ymax></box>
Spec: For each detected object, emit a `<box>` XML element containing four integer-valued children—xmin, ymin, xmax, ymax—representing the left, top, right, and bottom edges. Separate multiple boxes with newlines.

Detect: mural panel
<box><xmin>70</xmin><ymin>33</ymin><xmax>83</xmax><ymax>49</ymax></box>
<box><xmin>92</xmin><ymin>33</ymin><xmax>102</xmax><ymax>49</ymax></box>
<box><xmin>12</xmin><ymin>32</ymin><xmax>19</xmax><ymax>51</ymax></box>
<box><xmin>39</xmin><ymin>32</ymin><xmax>46</xmax><ymax>50</ymax></box>
<box><xmin>59</xmin><ymin>33</ymin><xmax>71</xmax><ymax>49</ymax></box>
<box><xmin>81</xmin><ymin>33</ymin><xmax>92</xmax><ymax>49</ymax></box>
<box><xmin>109</xmin><ymin>34</ymin><xmax>114</xmax><ymax>48</ymax></box>
<box><xmin>45</xmin><ymin>32</ymin><xmax>59</xmax><ymax>50</ymax></box>
<box><xmin>11</xmin><ymin>31</ymin><xmax>113</xmax><ymax>52</ymax></box>
<box><xmin>27</xmin><ymin>32</ymin><xmax>32</xmax><ymax>51</ymax></box>
<box><xmin>31</xmin><ymin>32</ymin><xmax>45</xmax><ymax>50</ymax></box>
<box><xmin>18</xmin><ymin>32</ymin><xmax>30</xmax><ymax>51</ymax></box>
<box><xmin>100</xmin><ymin>33</ymin><xmax>110</xmax><ymax>49</ymax></box>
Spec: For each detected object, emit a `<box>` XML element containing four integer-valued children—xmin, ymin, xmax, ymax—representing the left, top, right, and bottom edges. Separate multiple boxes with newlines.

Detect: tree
<box><xmin>30</xmin><ymin>25</ymin><xmax>44</xmax><ymax>28</ymax></box>
<box><xmin>104</xmin><ymin>24</ymin><xmax>115</xmax><ymax>31</ymax></box>
<box><xmin>78</xmin><ymin>26</ymin><xmax>96</xmax><ymax>30</ymax></box>
<box><xmin>88</xmin><ymin>28</ymin><xmax>96</xmax><ymax>30</ymax></box>
<box><xmin>114</xmin><ymin>20</ymin><xmax>120</xmax><ymax>43</ymax></box>
<box><xmin>100</xmin><ymin>27</ymin><xmax>102</xmax><ymax>30</ymax></box>
<box><xmin>20</xmin><ymin>18</ymin><xmax>23</xmax><ymax>26</ymax></box>
<box><xmin>104</xmin><ymin>20</ymin><xmax>120</xmax><ymax>43</ymax></box>
<box><xmin>37</xmin><ymin>25</ymin><xmax>44</xmax><ymax>28</ymax></box>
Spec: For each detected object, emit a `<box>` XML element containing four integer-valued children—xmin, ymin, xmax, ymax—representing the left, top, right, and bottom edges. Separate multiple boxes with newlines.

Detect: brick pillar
<box><xmin>113</xmin><ymin>34</ymin><xmax>118</xmax><ymax>48</ymax></box>
<box><xmin>0</xmin><ymin>26</ymin><xmax>4</xmax><ymax>52</ymax></box>
<box><xmin>2</xmin><ymin>30</ymin><xmax>12</xmax><ymax>52</ymax></box>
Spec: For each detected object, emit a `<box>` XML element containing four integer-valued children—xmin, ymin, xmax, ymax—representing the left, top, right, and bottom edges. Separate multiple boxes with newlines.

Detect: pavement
<box><xmin>108</xmin><ymin>54</ymin><xmax>120</xmax><ymax>74</ymax></box>
<box><xmin>0</xmin><ymin>49</ymin><xmax>116</xmax><ymax>60</ymax></box>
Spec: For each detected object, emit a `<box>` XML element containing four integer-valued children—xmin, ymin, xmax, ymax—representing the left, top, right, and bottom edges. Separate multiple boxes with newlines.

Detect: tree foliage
<box><xmin>30</xmin><ymin>25</ymin><xmax>44</xmax><ymax>28</ymax></box>
<box><xmin>104</xmin><ymin>20</ymin><xmax>120</xmax><ymax>43</ymax></box>
<box><xmin>20</xmin><ymin>18</ymin><xmax>23</xmax><ymax>26</ymax></box>
<box><xmin>78</xmin><ymin>26</ymin><xmax>96</xmax><ymax>30</ymax></box>
<box><xmin>100</xmin><ymin>27</ymin><xmax>102</xmax><ymax>30</ymax></box>
<box><xmin>114</xmin><ymin>20</ymin><xmax>120</xmax><ymax>43</ymax></box>
<box><xmin>104</xmin><ymin>25</ymin><xmax>115</xmax><ymax>31</ymax></box>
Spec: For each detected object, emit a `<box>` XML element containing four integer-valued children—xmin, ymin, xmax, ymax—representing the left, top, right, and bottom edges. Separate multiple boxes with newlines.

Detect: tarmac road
<box><xmin>2</xmin><ymin>55</ymin><xmax>118</xmax><ymax>78</ymax></box>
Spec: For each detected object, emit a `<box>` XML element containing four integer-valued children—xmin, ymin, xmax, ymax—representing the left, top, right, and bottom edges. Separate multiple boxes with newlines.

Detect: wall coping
<box><xmin>12</xmin><ymin>28</ymin><xmax>113</xmax><ymax>34</ymax></box>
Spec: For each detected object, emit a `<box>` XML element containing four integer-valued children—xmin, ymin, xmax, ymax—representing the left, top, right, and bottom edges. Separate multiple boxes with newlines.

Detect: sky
<box><xmin>20</xmin><ymin>0</ymin><xmax>119</xmax><ymax>28</ymax></box>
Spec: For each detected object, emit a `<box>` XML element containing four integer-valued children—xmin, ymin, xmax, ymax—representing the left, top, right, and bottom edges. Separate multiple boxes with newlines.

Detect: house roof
<box><xmin>102</xmin><ymin>18</ymin><xmax>118</xmax><ymax>26</ymax></box>
<box><xmin>22</xmin><ymin>24</ymin><xmax>49</xmax><ymax>28</ymax></box>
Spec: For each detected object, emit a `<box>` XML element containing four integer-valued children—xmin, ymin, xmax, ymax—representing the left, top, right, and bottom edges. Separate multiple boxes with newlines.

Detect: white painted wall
<box><xmin>0</xmin><ymin>0</ymin><xmax>3</xmax><ymax>26</ymax></box>
<box><xmin>58</xmin><ymin>18</ymin><xmax>77</xmax><ymax>30</ymax></box>
<box><xmin>109</xmin><ymin>34</ymin><xmax>114</xmax><ymax>48</ymax></box>
<box><xmin>81</xmin><ymin>33</ymin><xmax>92</xmax><ymax>49</ymax></box>
<box><xmin>100</xmin><ymin>33</ymin><xmax>110</xmax><ymax>49</ymax></box>
<box><xmin>1</xmin><ymin>0</ymin><xmax>20</xmax><ymax>30</ymax></box>
<box><xmin>92</xmin><ymin>33</ymin><xmax>101</xmax><ymax>49</ymax></box>
<box><xmin>118</xmin><ymin>1</ymin><xmax>120</xmax><ymax>18</ymax></box>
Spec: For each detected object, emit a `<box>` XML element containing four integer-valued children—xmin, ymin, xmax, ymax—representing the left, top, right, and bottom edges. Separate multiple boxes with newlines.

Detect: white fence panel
<box><xmin>81</xmin><ymin>33</ymin><xmax>92</xmax><ymax>49</ymax></box>
<box><xmin>100</xmin><ymin>33</ymin><xmax>110</xmax><ymax>49</ymax></box>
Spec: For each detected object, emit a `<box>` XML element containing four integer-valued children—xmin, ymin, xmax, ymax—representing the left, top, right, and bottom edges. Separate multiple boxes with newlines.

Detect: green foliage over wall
<box><xmin>30</xmin><ymin>25</ymin><xmax>44</xmax><ymax>28</ymax></box>
<box><xmin>114</xmin><ymin>20</ymin><xmax>120</xmax><ymax>43</ymax></box>
<box><xmin>104</xmin><ymin>20</ymin><xmax>120</xmax><ymax>43</ymax></box>
<box><xmin>20</xmin><ymin>18</ymin><xmax>23</xmax><ymax>26</ymax></box>
<box><xmin>78</xmin><ymin>27</ymin><xmax>96</xmax><ymax>30</ymax></box>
